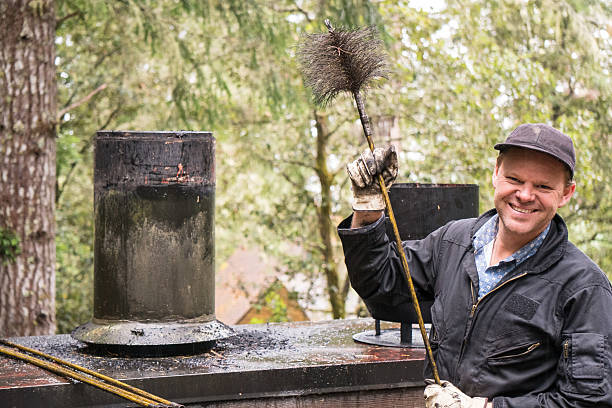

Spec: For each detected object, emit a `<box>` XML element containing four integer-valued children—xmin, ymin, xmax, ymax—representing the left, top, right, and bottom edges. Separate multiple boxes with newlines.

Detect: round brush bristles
<box><xmin>297</xmin><ymin>23</ymin><xmax>389</xmax><ymax>107</ymax></box>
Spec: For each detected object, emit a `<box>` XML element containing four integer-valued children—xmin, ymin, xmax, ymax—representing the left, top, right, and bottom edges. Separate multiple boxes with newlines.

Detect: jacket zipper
<box><xmin>470</xmin><ymin>272</ymin><xmax>528</xmax><ymax>317</ymax></box>
<box><xmin>470</xmin><ymin>284</ymin><xmax>476</xmax><ymax>316</ymax></box>
<box><xmin>490</xmin><ymin>342</ymin><xmax>541</xmax><ymax>360</ymax></box>
<box><xmin>456</xmin><ymin>272</ymin><xmax>528</xmax><ymax>375</ymax></box>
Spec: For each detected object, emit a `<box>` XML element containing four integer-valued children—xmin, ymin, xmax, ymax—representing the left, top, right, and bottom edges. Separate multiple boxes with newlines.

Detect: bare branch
<box><xmin>575</xmin><ymin>232</ymin><xmax>602</xmax><ymax>246</ymax></box>
<box><xmin>93</xmin><ymin>48</ymin><xmax>121</xmax><ymax>70</ymax></box>
<box><xmin>279</xmin><ymin>170</ymin><xmax>307</xmax><ymax>191</ymax></box>
<box><xmin>331</xmin><ymin>166</ymin><xmax>345</xmax><ymax>179</ymax></box>
<box><xmin>282</xmin><ymin>158</ymin><xmax>317</xmax><ymax>170</ymax></box>
<box><xmin>328</xmin><ymin>119</ymin><xmax>348</xmax><ymax>138</ymax></box>
<box><xmin>252</xmin><ymin>147</ymin><xmax>316</xmax><ymax>172</ymax></box>
<box><xmin>57</xmin><ymin>83</ymin><xmax>108</xmax><ymax>120</ymax></box>
<box><xmin>262</xmin><ymin>1</ymin><xmax>312</xmax><ymax>23</ymax></box>
<box><xmin>56</xmin><ymin>11</ymin><xmax>83</xmax><ymax>30</ymax></box>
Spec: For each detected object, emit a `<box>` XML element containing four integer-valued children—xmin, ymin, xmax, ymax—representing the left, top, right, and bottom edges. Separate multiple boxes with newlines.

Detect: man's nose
<box><xmin>516</xmin><ymin>184</ymin><xmax>535</xmax><ymax>201</ymax></box>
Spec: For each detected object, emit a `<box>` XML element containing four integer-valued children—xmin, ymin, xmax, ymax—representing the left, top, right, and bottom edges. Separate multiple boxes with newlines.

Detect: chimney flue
<box><xmin>72</xmin><ymin>131</ymin><xmax>232</xmax><ymax>353</ymax></box>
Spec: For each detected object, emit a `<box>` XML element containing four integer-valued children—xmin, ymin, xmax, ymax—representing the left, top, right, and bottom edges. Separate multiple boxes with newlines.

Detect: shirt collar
<box><xmin>473</xmin><ymin>214</ymin><xmax>498</xmax><ymax>252</ymax></box>
<box><xmin>472</xmin><ymin>214</ymin><xmax>551</xmax><ymax>265</ymax></box>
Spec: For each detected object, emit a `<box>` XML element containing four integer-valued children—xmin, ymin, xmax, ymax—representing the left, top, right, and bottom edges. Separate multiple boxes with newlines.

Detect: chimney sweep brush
<box><xmin>297</xmin><ymin>19</ymin><xmax>441</xmax><ymax>385</ymax></box>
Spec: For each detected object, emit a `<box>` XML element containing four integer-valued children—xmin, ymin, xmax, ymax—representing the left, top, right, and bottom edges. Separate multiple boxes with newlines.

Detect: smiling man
<box><xmin>338</xmin><ymin>123</ymin><xmax>612</xmax><ymax>408</ymax></box>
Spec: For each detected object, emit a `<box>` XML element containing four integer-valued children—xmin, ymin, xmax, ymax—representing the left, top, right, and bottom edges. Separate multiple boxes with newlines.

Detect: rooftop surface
<box><xmin>0</xmin><ymin>318</ymin><xmax>426</xmax><ymax>407</ymax></box>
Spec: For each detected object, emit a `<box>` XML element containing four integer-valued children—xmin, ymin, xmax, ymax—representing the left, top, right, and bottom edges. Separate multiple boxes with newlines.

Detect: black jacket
<box><xmin>338</xmin><ymin>209</ymin><xmax>612</xmax><ymax>408</ymax></box>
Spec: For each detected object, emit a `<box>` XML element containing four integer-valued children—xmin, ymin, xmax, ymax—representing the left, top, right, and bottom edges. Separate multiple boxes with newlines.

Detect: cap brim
<box><xmin>493</xmin><ymin>142</ymin><xmax>574</xmax><ymax>177</ymax></box>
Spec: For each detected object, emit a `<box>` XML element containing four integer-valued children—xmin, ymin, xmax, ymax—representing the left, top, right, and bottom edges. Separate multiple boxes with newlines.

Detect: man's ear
<box><xmin>558</xmin><ymin>182</ymin><xmax>576</xmax><ymax>208</ymax></box>
<box><xmin>492</xmin><ymin>164</ymin><xmax>500</xmax><ymax>188</ymax></box>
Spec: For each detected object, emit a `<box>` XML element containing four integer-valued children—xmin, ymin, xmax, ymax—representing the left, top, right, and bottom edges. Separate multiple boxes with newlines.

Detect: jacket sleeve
<box><xmin>337</xmin><ymin>214</ymin><xmax>445</xmax><ymax>318</ymax></box>
<box><xmin>493</xmin><ymin>282</ymin><xmax>612</xmax><ymax>408</ymax></box>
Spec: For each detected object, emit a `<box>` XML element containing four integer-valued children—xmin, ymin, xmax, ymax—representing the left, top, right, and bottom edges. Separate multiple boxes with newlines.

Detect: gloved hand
<box><xmin>346</xmin><ymin>145</ymin><xmax>398</xmax><ymax>211</ymax></box>
<box><xmin>424</xmin><ymin>380</ymin><xmax>489</xmax><ymax>408</ymax></box>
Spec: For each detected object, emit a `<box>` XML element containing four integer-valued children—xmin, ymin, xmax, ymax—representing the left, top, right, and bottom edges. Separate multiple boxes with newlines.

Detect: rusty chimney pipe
<box><xmin>72</xmin><ymin>131</ymin><xmax>232</xmax><ymax>351</ymax></box>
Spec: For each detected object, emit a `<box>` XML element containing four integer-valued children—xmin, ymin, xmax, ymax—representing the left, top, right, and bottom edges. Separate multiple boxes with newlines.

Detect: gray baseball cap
<box><xmin>494</xmin><ymin>123</ymin><xmax>575</xmax><ymax>177</ymax></box>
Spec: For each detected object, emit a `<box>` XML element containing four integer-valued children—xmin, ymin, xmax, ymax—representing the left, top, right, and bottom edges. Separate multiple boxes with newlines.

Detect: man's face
<box><xmin>492</xmin><ymin>148</ymin><xmax>575</xmax><ymax>246</ymax></box>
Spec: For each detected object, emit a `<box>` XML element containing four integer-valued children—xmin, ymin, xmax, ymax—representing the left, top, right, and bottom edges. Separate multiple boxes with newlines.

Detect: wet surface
<box><xmin>1</xmin><ymin>319</ymin><xmax>423</xmax><ymax>385</ymax></box>
<box><xmin>0</xmin><ymin>319</ymin><xmax>425</xmax><ymax>407</ymax></box>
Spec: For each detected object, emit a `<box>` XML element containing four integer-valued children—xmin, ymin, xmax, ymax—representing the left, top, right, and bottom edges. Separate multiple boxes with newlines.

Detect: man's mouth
<box><xmin>509</xmin><ymin>203</ymin><xmax>536</xmax><ymax>214</ymax></box>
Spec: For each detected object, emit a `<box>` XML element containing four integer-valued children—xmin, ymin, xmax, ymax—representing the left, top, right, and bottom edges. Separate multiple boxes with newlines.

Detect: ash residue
<box><xmin>4</xmin><ymin>326</ymin><xmax>297</xmax><ymax>378</ymax></box>
<box><xmin>215</xmin><ymin>326</ymin><xmax>292</xmax><ymax>353</ymax></box>
<box><xmin>4</xmin><ymin>321</ymin><xmax>378</xmax><ymax>382</ymax></box>
<box><xmin>8</xmin><ymin>334</ymin><xmax>88</xmax><ymax>362</ymax></box>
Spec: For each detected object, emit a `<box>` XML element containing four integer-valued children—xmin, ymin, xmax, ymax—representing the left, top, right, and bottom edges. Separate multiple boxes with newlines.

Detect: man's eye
<box><xmin>538</xmin><ymin>185</ymin><xmax>552</xmax><ymax>190</ymax></box>
<box><xmin>507</xmin><ymin>177</ymin><xmax>520</xmax><ymax>183</ymax></box>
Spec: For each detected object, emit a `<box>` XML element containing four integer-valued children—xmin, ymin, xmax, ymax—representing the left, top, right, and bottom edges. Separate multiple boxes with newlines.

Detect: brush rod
<box><xmin>1</xmin><ymin>340</ymin><xmax>181</xmax><ymax>407</ymax></box>
<box><xmin>353</xmin><ymin>90</ymin><xmax>441</xmax><ymax>385</ymax></box>
<box><xmin>0</xmin><ymin>344</ymin><xmax>166</xmax><ymax>407</ymax></box>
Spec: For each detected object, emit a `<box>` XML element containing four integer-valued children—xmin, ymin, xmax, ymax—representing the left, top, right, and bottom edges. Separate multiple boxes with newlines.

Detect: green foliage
<box><xmin>385</xmin><ymin>0</ymin><xmax>612</xmax><ymax>277</ymax></box>
<box><xmin>0</xmin><ymin>228</ymin><xmax>21</xmax><ymax>265</ymax></box>
<box><xmin>55</xmin><ymin>166</ymin><xmax>94</xmax><ymax>334</ymax></box>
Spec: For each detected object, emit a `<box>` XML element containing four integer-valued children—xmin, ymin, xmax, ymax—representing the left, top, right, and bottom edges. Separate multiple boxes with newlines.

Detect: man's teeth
<box><xmin>510</xmin><ymin>204</ymin><xmax>534</xmax><ymax>214</ymax></box>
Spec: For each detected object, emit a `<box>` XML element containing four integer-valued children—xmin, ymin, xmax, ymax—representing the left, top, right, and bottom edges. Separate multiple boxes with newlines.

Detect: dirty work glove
<box><xmin>424</xmin><ymin>380</ymin><xmax>488</xmax><ymax>408</ymax></box>
<box><xmin>346</xmin><ymin>145</ymin><xmax>398</xmax><ymax>211</ymax></box>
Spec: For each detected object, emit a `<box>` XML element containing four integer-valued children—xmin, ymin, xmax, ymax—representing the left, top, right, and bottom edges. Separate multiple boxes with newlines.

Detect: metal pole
<box><xmin>353</xmin><ymin>90</ymin><xmax>441</xmax><ymax>384</ymax></box>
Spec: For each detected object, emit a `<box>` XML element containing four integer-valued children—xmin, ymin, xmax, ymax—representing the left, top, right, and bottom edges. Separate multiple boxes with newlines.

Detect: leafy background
<box><xmin>53</xmin><ymin>0</ymin><xmax>611</xmax><ymax>333</ymax></box>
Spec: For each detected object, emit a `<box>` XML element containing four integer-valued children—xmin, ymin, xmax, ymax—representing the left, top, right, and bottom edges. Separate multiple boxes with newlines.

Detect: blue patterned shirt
<box><xmin>473</xmin><ymin>214</ymin><xmax>550</xmax><ymax>299</ymax></box>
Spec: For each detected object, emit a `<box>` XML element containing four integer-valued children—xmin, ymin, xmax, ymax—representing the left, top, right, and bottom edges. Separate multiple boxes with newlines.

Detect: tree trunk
<box><xmin>314</xmin><ymin>111</ymin><xmax>345</xmax><ymax>319</ymax></box>
<box><xmin>0</xmin><ymin>0</ymin><xmax>57</xmax><ymax>336</ymax></box>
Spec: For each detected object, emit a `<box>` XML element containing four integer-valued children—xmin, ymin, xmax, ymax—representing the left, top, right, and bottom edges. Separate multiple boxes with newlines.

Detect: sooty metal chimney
<box><xmin>72</xmin><ymin>131</ymin><xmax>232</xmax><ymax>352</ymax></box>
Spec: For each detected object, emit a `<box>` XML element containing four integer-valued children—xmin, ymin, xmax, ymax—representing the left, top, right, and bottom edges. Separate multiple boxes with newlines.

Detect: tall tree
<box><xmin>208</xmin><ymin>4</ymin><xmax>387</xmax><ymax>319</ymax></box>
<box><xmin>0</xmin><ymin>0</ymin><xmax>57</xmax><ymax>336</ymax></box>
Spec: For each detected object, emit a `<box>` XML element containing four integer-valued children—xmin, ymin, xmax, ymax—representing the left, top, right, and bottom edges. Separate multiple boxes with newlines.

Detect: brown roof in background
<box><xmin>215</xmin><ymin>247</ymin><xmax>308</xmax><ymax>325</ymax></box>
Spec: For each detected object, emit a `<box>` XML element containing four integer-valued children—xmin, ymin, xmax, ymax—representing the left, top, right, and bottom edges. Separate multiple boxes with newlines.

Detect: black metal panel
<box><xmin>385</xmin><ymin>183</ymin><xmax>479</xmax><ymax>240</ymax></box>
<box><xmin>371</xmin><ymin>183</ymin><xmax>478</xmax><ymax>324</ymax></box>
